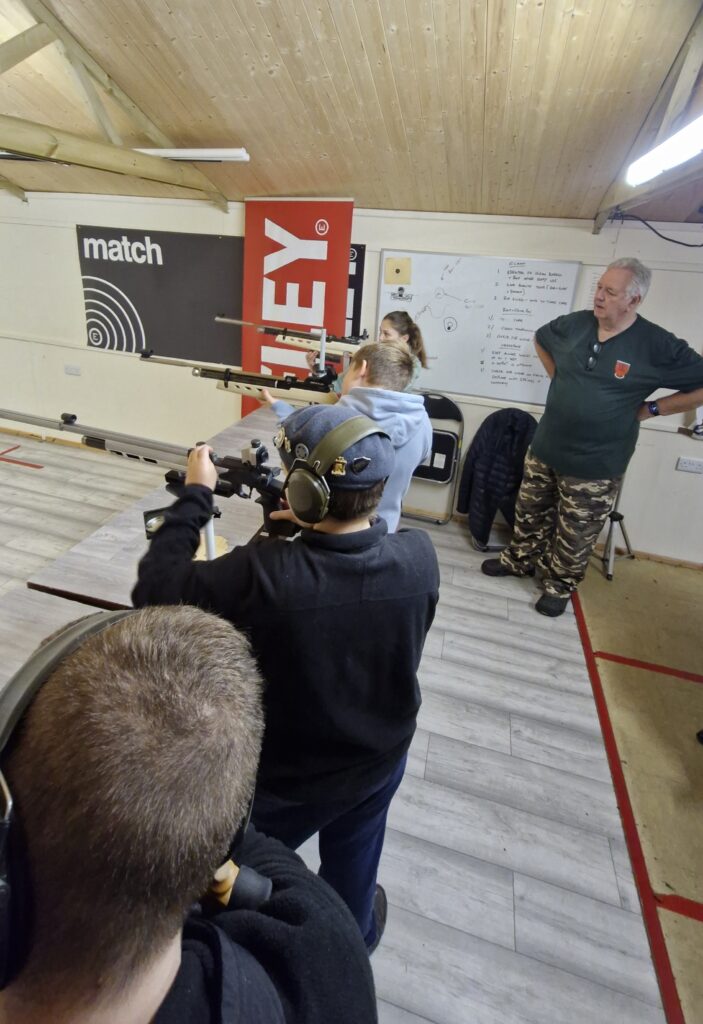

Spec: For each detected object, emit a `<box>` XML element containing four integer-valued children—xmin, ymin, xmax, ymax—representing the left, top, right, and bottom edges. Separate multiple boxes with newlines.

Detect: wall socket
<box><xmin>675</xmin><ymin>455</ymin><xmax>703</xmax><ymax>474</ymax></box>
<box><xmin>64</xmin><ymin>364</ymin><xmax>82</xmax><ymax>376</ymax></box>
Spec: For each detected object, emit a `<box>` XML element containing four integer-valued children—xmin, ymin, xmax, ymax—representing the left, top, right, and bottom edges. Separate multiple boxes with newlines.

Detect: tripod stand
<box><xmin>601</xmin><ymin>483</ymin><xmax>635</xmax><ymax>581</ymax></box>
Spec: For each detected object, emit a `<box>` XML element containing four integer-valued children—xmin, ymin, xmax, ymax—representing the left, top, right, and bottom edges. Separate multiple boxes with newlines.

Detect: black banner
<box><xmin>346</xmin><ymin>243</ymin><xmax>366</xmax><ymax>338</ymax></box>
<box><xmin>76</xmin><ymin>226</ymin><xmax>243</xmax><ymax>363</ymax></box>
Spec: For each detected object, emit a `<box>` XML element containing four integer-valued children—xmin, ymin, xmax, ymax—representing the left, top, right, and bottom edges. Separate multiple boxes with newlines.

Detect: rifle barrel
<box><xmin>0</xmin><ymin>410</ymin><xmax>189</xmax><ymax>470</ymax></box>
<box><xmin>215</xmin><ymin>316</ymin><xmax>323</xmax><ymax>341</ymax></box>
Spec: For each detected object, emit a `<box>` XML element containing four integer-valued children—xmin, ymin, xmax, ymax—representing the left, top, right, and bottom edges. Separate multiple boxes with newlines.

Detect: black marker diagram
<box><xmin>414</xmin><ymin>285</ymin><xmax>484</xmax><ymax>334</ymax></box>
<box><xmin>378</xmin><ymin>251</ymin><xmax>579</xmax><ymax>402</ymax></box>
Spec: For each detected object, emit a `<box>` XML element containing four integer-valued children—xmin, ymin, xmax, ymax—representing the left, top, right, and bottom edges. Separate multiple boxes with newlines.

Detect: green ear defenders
<box><xmin>283</xmin><ymin>416</ymin><xmax>389</xmax><ymax>524</ymax></box>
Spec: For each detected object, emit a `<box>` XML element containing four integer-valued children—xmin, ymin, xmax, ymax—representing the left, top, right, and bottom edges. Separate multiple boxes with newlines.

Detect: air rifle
<box><xmin>214</xmin><ymin>315</ymin><xmax>368</xmax><ymax>363</ymax></box>
<box><xmin>0</xmin><ymin>410</ymin><xmax>297</xmax><ymax>540</ymax></box>
<box><xmin>139</xmin><ymin>350</ymin><xmax>339</xmax><ymax>405</ymax></box>
<box><xmin>137</xmin><ymin>318</ymin><xmax>369</xmax><ymax>405</ymax></box>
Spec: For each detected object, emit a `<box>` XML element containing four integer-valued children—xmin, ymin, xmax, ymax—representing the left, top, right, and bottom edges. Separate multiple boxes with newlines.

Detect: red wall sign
<box><xmin>241</xmin><ymin>197</ymin><xmax>353</xmax><ymax>412</ymax></box>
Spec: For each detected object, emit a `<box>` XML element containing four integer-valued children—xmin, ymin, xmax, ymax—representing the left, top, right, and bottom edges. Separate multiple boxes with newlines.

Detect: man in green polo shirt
<box><xmin>482</xmin><ymin>257</ymin><xmax>703</xmax><ymax>617</ymax></box>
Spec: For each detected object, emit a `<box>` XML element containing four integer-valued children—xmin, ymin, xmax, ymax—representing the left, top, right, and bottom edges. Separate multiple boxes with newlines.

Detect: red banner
<box><xmin>241</xmin><ymin>197</ymin><xmax>353</xmax><ymax>413</ymax></box>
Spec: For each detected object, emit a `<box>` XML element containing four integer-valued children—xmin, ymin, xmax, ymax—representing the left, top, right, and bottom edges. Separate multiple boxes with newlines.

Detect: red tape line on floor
<box><xmin>655</xmin><ymin>893</ymin><xmax>703</xmax><ymax>924</ymax></box>
<box><xmin>594</xmin><ymin>650</ymin><xmax>703</xmax><ymax>685</ymax></box>
<box><xmin>572</xmin><ymin>592</ymin><xmax>685</xmax><ymax>1024</ymax></box>
<box><xmin>0</xmin><ymin>445</ymin><xmax>43</xmax><ymax>470</ymax></box>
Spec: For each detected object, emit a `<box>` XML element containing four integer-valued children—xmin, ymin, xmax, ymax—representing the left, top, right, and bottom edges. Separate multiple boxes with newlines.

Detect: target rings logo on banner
<box><xmin>81</xmin><ymin>277</ymin><xmax>146</xmax><ymax>353</ymax></box>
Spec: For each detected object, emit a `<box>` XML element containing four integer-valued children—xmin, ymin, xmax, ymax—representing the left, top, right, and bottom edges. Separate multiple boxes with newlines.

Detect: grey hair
<box><xmin>607</xmin><ymin>258</ymin><xmax>652</xmax><ymax>301</ymax></box>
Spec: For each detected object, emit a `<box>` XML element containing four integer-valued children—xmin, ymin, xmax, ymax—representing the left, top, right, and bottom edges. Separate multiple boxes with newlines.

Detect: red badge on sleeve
<box><xmin>614</xmin><ymin>360</ymin><xmax>631</xmax><ymax>379</ymax></box>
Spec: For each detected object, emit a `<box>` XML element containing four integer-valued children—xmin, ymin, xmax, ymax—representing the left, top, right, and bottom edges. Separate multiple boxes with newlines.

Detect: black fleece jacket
<box><xmin>457</xmin><ymin>408</ymin><xmax>537</xmax><ymax>546</ymax></box>
<box><xmin>155</xmin><ymin>827</ymin><xmax>377</xmax><ymax>1023</ymax></box>
<box><xmin>132</xmin><ymin>485</ymin><xmax>439</xmax><ymax>801</ymax></box>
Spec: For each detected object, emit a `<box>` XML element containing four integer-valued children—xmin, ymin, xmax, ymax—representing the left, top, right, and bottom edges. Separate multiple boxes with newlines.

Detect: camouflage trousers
<box><xmin>499</xmin><ymin>449</ymin><xmax>621</xmax><ymax>598</ymax></box>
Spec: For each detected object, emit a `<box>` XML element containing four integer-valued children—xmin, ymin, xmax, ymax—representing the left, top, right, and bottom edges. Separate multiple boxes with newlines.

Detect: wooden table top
<box><xmin>27</xmin><ymin>406</ymin><xmax>283</xmax><ymax>610</ymax></box>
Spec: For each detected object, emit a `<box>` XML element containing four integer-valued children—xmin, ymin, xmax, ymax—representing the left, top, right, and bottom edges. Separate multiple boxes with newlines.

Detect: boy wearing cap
<box><xmin>132</xmin><ymin>404</ymin><xmax>440</xmax><ymax>954</ymax></box>
<box><xmin>263</xmin><ymin>341</ymin><xmax>432</xmax><ymax>531</ymax></box>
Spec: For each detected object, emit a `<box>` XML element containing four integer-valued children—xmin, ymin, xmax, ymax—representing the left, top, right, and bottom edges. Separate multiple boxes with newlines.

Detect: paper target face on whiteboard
<box><xmin>377</xmin><ymin>250</ymin><xmax>580</xmax><ymax>404</ymax></box>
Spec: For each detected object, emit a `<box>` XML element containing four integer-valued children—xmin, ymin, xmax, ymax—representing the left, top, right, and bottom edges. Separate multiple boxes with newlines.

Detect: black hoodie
<box><xmin>155</xmin><ymin>828</ymin><xmax>377</xmax><ymax>1024</ymax></box>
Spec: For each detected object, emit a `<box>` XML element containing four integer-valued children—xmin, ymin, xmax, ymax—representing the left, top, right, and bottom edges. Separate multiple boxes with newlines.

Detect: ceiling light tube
<box><xmin>626</xmin><ymin>113</ymin><xmax>703</xmax><ymax>186</ymax></box>
<box><xmin>135</xmin><ymin>147</ymin><xmax>250</xmax><ymax>162</ymax></box>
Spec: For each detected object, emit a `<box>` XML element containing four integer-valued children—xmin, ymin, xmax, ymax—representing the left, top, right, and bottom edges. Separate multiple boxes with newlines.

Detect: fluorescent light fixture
<box><xmin>134</xmin><ymin>147</ymin><xmax>249</xmax><ymax>162</ymax></box>
<box><xmin>0</xmin><ymin>151</ymin><xmax>40</xmax><ymax>161</ymax></box>
<box><xmin>626</xmin><ymin>113</ymin><xmax>703</xmax><ymax>186</ymax></box>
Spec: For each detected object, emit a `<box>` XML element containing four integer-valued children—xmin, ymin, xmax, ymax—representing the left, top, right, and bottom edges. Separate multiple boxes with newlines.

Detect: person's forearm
<box><xmin>131</xmin><ymin>486</ymin><xmax>211</xmax><ymax>606</ymax></box>
<box><xmin>271</xmin><ymin>398</ymin><xmax>295</xmax><ymax>421</ymax></box>
<box><xmin>533</xmin><ymin>337</ymin><xmax>555</xmax><ymax>379</ymax></box>
<box><xmin>639</xmin><ymin>387</ymin><xmax>703</xmax><ymax>420</ymax></box>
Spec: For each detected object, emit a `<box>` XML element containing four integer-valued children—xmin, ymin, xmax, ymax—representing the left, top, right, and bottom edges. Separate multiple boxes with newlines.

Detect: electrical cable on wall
<box><xmin>613</xmin><ymin>209</ymin><xmax>703</xmax><ymax>247</ymax></box>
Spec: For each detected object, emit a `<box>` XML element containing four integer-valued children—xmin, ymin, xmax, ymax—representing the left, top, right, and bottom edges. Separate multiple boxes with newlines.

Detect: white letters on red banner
<box><xmin>241</xmin><ymin>198</ymin><xmax>353</xmax><ymax>410</ymax></box>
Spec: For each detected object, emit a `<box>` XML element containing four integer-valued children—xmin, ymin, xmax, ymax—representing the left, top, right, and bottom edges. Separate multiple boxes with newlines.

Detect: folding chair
<box><xmin>402</xmin><ymin>393</ymin><xmax>463</xmax><ymax>525</ymax></box>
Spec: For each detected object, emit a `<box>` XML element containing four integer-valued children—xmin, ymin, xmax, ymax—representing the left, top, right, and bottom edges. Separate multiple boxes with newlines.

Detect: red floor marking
<box><xmin>572</xmin><ymin>592</ymin><xmax>685</xmax><ymax>1024</ymax></box>
<box><xmin>594</xmin><ymin>650</ymin><xmax>703</xmax><ymax>685</ymax></box>
<box><xmin>26</xmin><ymin>581</ymin><xmax>127</xmax><ymax>611</ymax></box>
<box><xmin>0</xmin><ymin>445</ymin><xmax>43</xmax><ymax>470</ymax></box>
<box><xmin>655</xmin><ymin>893</ymin><xmax>703</xmax><ymax>924</ymax></box>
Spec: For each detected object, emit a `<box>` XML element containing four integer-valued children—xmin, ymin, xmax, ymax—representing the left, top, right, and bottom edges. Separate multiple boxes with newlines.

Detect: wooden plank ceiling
<box><xmin>1</xmin><ymin>0</ymin><xmax>702</xmax><ymax>221</ymax></box>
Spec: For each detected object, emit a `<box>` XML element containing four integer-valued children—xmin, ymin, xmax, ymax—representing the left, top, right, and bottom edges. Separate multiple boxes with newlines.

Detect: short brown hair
<box><xmin>350</xmin><ymin>341</ymin><xmax>415</xmax><ymax>392</ymax></box>
<box><xmin>5</xmin><ymin>606</ymin><xmax>264</xmax><ymax>1008</ymax></box>
<box><xmin>328</xmin><ymin>479</ymin><xmax>385</xmax><ymax>520</ymax></box>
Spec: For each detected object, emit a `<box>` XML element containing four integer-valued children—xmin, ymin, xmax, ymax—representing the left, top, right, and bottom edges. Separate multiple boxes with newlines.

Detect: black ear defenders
<box><xmin>0</xmin><ymin>610</ymin><xmax>135</xmax><ymax>990</ymax></box>
<box><xmin>282</xmin><ymin>416</ymin><xmax>388</xmax><ymax>524</ymax></box>
<box><xmin>0</xmin><ymin>609</ymin><xmax>269</xmax><ymax>990</ymax></box>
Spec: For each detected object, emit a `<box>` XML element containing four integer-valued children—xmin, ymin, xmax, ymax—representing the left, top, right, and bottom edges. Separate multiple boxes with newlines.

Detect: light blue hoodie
<box><xmin>270</xmin><ymin>388</ymin><xmax>432</xmax><ymax>531</ymax></box>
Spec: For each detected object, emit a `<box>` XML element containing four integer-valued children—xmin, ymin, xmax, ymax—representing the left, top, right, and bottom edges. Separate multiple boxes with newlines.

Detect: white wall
<box><xmin>1</xmin><ymin>193</ymin><xmax>701</xmax><ymax>563</ymax></box>
<box><xmin>353</xmin><ymin>210</ymin><xmax>703</xmax><ymax>565</ymax></box>
<box><xmin>0</xmin><ymin>194</ymin><xmax>245</xmax><ymax>443</ymax></box>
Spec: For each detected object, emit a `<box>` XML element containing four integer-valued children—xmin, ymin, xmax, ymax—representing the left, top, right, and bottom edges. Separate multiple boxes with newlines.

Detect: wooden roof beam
<box><xmin>0</xmin><ymin>113</ymin><xmax>228</xmax><ymax>211</ymax></box>
<box><xmin>62</xmin><ymin>45</ymin><xmax>122</xmax><ymax>147</ymax></box>
<box><xmin>19</xmin><ymin>0</ymin><xmax>172</xmax><ymax>148</ymax></box>
<box><xmin>593</xmin><ymin>149</ymin><xmax>703</xmax><ymax>232</ymax></box>
<box><xmin>593</xmin><ymin>6</ymin><xmax>703</xmax><ymax>233</ymax></box>
<box><xmin>654</xmin><ymin>15</ymin><xmax>703</xmax><ymax>144</ymax></box>
<box><xmin>16</xmin><ymin>0</ymin><xmax>229</xmax><ymax>206</ymax></box>
<box><xmin>0</xmin><ymin>21</ymin><xmax>54</xmax><ymax>75</ymax></box>
<box><xmin>0</xmin><ymin>172</ymin><xmax>27</xmax><ymax>202</ymax></box>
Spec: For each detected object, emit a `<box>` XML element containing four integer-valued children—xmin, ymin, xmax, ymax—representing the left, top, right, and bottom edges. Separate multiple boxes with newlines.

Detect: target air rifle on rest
<box><xmin>137</xmin><ymin>317</ymin><xmax>369</xmax><ymax>406</ymax></box>
<box><xmin>139</xmin><ymin>350</ymin><xmax>339</xmax><ymax>405</ymax></box>
<box><xmin>214</xmin><ymin>316</ymin><xmax>368</xmax><ymax>368</ymax></box>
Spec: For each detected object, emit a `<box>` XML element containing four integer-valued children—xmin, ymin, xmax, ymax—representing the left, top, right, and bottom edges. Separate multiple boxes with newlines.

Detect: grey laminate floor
<box><xmin>0</xmin><ymin>431</ymin><xmax>663</xmax><ymax>1024</ymax></box>
<box><xmin>304</xmin><ymin>516</ymin><xmax>664</xmax><ymax>1024</ymax></box>
<box><xmin>0</xmin><ymin>432</ymin><xmax>163</xmax><ymax>596</ymax></box>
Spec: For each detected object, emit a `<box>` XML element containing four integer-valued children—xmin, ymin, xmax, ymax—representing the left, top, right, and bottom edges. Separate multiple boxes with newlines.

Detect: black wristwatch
<box><xmin>647</xmin><ymin>400</ymin><xmax>660</xmax><ymax>417</ymax></box>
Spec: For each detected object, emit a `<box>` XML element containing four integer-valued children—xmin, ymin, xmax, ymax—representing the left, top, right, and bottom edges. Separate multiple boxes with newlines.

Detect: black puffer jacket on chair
<box><xmin>457</xmin><ymin>408</ymin><xmax>537</xmax><ymax>547</ymax></box>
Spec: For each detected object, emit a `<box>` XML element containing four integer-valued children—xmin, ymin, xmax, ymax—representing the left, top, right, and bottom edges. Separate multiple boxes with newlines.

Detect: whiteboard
<box><xmin>377</xmin><ymin>250</ymin><xmax>580</xmax><ymax>403</ymax></box>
